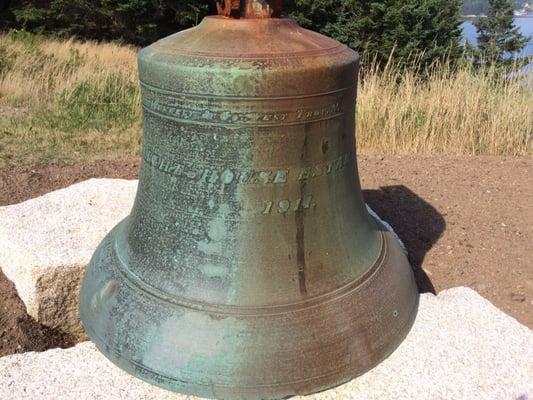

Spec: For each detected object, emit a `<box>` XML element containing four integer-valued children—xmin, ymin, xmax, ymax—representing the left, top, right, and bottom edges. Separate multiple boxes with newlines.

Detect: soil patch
<box><xmin>0</xmin><ymin>161</ymin><xmax>140</xmax><ymax>207</ymax></box>
<box><xmin>0</xmin><ymin>268</ymin><xmax>76</xmax><ymax>357</ymax></box>
<box><xmin>359</xmin><ymin>155</ymin><xmax>532</xmax><ymax>329</ymax></box>
<box><xmin>0</xmin><ymin>160</ymin><xmax>139</xmax><ymax>357</ymax></box>
<box><xmin>0</xmin><ymin>156</ymin><xmax>531</xmax><ymax>357</ymax></box>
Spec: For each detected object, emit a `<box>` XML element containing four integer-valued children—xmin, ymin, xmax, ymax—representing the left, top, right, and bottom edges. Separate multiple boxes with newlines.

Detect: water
<box><xmin>462</xmin><ymin>16</ymin><xmax>533</xmax><ymax>57</ymax></box>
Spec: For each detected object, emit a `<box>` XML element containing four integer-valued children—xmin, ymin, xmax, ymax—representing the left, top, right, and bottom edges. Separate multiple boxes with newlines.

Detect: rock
<box><xmin>0</xmin><ymin>288</ymin><xmax>531</xmax><ymax>400</ymax></box>
<box><xmin>0</xmin><ymin>178</ymin><xmax>402</xmax><ymax>341</ymax></box>
<box><xmin>367</xmin><ymin>205</ymin><xmax>406</xmax><ymax>252</ymax></box>
<box><xmin>0</xmin><ymin>179</ymin><xmax>137</xmax><ymax>339</ymax></box>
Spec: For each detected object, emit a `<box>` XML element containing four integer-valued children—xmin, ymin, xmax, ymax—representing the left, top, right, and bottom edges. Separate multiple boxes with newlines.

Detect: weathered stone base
<box><xmin>0</xmin><ymin>179</ymin><xmax>137</xmax><ymax>339</ymax></box>
<box><xmin>0</xmin><ymin>288</ymin><xmax>531</xmax><ymax>400</ymax></box>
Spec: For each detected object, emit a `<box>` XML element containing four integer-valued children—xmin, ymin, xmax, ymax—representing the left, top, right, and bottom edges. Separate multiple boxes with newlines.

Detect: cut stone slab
<box><xmin>0</xmin><ymin>179</ymin><xmax>137</xmax><ymax>339</ymax></box>
<box><xmin>0</xmin><ymin>178</ymin><xmax>400</xmax><ymax>341</ymax></box>
<box><xmin>0</xmin><ymin>288</ymin><xmax>531</xmax><ymax>400</ymax></box>
<box><xmin>367</xmin><ymin>204</ymin><xmax>405</xmax><ymax>251</ymax></box>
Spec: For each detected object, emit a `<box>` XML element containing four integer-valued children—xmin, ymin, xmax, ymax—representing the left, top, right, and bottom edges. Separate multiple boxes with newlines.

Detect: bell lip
<box><xmin>84</xmin><ymin>294</ymin><xmax>419</xmax><ymax>399</ymax></box>
<box><xmin>80</xmin><ymin>231</ymin><xmax>419</xmax><ymax>400</ymax></box>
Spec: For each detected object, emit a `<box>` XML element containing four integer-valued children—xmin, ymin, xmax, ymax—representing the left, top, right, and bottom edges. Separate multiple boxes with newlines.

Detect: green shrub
<box><xmin>36</xmin><ymin>72</ymin><xmax>139</xmax><ymax>132</ymax></box>
<box><xmin>8</xmin><ymin>28</ymin><xmax>44</xmax><ymax>48</ymax></box>
<box><xmin>4</xmin><ymin>0</ymin><xmax>209</xmax><ymax>45</ymax></box>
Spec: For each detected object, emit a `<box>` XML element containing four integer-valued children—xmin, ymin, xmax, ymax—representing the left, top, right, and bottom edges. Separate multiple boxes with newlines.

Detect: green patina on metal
<box><xmin>79</xmin><ymin>1</ymin><xmax>419</xmax><ymax>399</ymax></box>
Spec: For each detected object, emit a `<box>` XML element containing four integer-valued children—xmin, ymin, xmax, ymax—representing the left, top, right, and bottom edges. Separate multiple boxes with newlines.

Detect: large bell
<box><xmin>79</xmin><ymin>1</ymin><xmax>419</xmax><ymax>399</ymax></box>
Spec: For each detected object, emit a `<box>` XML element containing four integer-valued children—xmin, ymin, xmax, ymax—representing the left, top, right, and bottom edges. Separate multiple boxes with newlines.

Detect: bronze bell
<box><xmin>79</xmin><ymin>1</ymin><xmax>419</xmax><ymax>399</ymax></box>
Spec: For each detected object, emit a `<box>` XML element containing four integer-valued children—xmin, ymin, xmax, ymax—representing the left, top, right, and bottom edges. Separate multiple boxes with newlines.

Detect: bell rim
<box><xmin>84</xmin><ymin>296</ymin><xmax>418</xmax><ymax>398</ymax></box>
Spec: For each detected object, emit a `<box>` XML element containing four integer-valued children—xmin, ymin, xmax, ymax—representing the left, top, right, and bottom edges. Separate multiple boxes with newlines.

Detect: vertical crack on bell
<box><xmin>296</xmin><ymin>132</ymin><xmax>309</xmax><ymax>296</ymax></box>
<box><xmin>295</xmin><ymin>207</ymin><xmax>307</xmax><ymax>296</ymax></box>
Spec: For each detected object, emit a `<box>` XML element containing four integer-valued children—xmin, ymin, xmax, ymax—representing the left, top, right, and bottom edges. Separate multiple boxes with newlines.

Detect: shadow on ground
<box><xmin>364</xmin><ymin>185</ymin><xmax>445</xmax><ymax>294</ymax></box>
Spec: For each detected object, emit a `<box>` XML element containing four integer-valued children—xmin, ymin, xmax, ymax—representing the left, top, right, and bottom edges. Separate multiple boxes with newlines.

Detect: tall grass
<box><xmin>0</xmin><ymin>31</ymin><xmax>531</xmax><ymax>167</ymax></box>
<box><xmin>0</xmin><ymin>31</ymin><xmax>141</xmax><ymax>166</ymax></box>
<box><xmin>357</xmin><ymin>55</ymin><xmax>532</xmax><ymax>155</ymax></box>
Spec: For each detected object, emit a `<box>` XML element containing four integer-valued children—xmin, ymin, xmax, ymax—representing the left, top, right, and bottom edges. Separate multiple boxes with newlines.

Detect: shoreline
<box><xmin>462</xmin><ymin>14</ymin><xmax>533</xmax><ymax>19</ymax></box>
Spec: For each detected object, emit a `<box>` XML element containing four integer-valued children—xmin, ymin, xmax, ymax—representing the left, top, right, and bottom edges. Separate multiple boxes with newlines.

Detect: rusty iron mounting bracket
<box><xmin>216</xmin><ymin>0</ymin><xmax>283</xmax><ymax>18</ymax></box>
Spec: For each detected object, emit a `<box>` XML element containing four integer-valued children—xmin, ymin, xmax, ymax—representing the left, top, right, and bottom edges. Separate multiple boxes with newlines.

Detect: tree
<box><xmin>471</xmin><ymin>0</ymin><xmax>530</xmax><ymax>66</ymax></box>
<box><xmin>462</xmin><ymin>0</ymin><xmax>489</xmax><ymax>15</ymax></box>
<box><xmin>462</xmin><ymin>1</ymin><xmax>530</xmax><ymax>15</ymax></box>
<box><xmin>285</xmin><ymin>0</ymin><xmax>463</xmax><ymax>69</ymax></box>
<box><xmin>2</xmin><ymin>0</ymin><xmax>209</xmax><ymax>44</ymax></box>
<box><xmin>2</xmin><ymin>0</ymin><xmax>464</xmax><ymax>69</ymax></box>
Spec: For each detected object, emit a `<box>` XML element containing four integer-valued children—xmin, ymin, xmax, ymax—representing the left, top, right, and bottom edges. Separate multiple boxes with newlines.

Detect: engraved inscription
<box><xmin>141</xmin><ymin>83</ymin><xmax>345</xmax><ymax>126</ymax></box>
<box><xmin>143</xmin><ymin>97</ymin><xmax>290</xmax><ymax>125</ymax></box>
<box><xmin>296</xmin><ymin>103</ymin><xmax>341</xmax><ymax>120</ymax></box>
<box><xmin>262</xmin><ymin>196</ymin><xmax>316</xmax><ymax>215</ymax></box>
<box><xmin>142</xmin><ymin>147</ymin><xmax>351</xmax><ymax>186</ymax></box>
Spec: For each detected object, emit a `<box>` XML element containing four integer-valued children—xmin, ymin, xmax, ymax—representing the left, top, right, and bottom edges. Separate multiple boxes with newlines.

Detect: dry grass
<box><xmin>0</xmin><ymin>31</ymin><xmax>141</xmax><ymax>166</ymax></box>
<box><xmin>357</xmin><ymin>57</ymin><xmax>533</xmax><ymax>155</ymax></box>
<box><xmin>0</xmin><ymin>31</ymin><xmax>531</xmax><ymax>167</ymax></box>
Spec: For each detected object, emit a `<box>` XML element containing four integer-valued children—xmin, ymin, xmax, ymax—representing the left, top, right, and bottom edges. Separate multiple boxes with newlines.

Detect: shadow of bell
<box><xmin>364</xmin><ymin>185</ymin><xmax>445</xmax><ymax>294</ymax></box>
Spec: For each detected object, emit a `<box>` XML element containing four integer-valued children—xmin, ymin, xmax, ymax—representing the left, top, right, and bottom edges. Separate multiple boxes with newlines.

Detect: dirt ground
<box><xmin>0</xmin><ymin>156</ymin><xmax>531</xmax><ymax>357</ymax></box>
